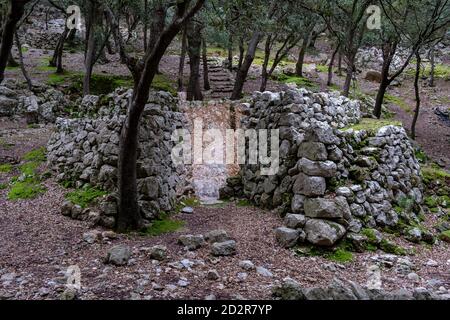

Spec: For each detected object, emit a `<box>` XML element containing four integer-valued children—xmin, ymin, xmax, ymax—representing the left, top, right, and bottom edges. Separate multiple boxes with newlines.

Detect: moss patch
<box><xmin>380</xmin><ymin>239</ymin><xmax>407</xmax><ymax>255</ymax></box>
<box><xmin>384</xmin><ymin>94</ymin><xmax>412</xmax><ymax>114</ymax></box>
<box><xmin>143</xmin><ymin>215</ymin><xmax>185</xmax><ymax>236</ymax></box>
<box><xmin>439</xmin><ymin>230</ymin><xmax>450</xmax><ymax>243</ymax></box>
<box><xmin>328</xmin><ymin>248</ymin><xmax>353</xmax><ymax>263</ymax></box>
<box><xmin>65</xmin><ymin>185</ymin><xmax>107</xmax><ymax>208</ymax></box>
<box><xmin>276</xmin><ymin>74</ymin><xmax>320</xmax><ymax>91</ymax></box>
<box><xmin>151</xmin><ymin>74</ymin><xmax>177</xmax><ymax>96</ymax></box>
<box><xmin>0</xmin><ymin>164</ymin><xmax>13</xmax><ymax>173</ymax></box>
<box><xmin>7</xmin><ymin>147</ymin><xmax>47</xmax><ymax>201</ymax></box>
<box><xmin>23</xmin><ymin>147</ymin><xmax>46</xmax><ymax>163</ymax></box>
<box><xmin>236</xmin><ymin>199</ymin><xmax>252</xmax><ymax>207</ymax></box>
<box><xmin>8</xmin><ymin>181</ymin><xmax>46</xmax><ymax>200</ymax></box>
<box><xmin>343</xmin><ymin>118</ymin><xmax>402</xmax><ymax>132</ymax></box>
<box><xmin>421</xmin><ymin>165</ymin><xmax>450</xmax><ymax>185</ymax></box>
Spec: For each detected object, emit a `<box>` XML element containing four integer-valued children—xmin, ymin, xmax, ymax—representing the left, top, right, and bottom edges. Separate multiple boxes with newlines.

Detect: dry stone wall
<box><xmin>220</xmin><ymin>88</ymin><xmax>424</xmax><ymax>247</ymax></box>
<box><xmin>47</xmin><ymin>89</ymin><xmax>189</xmax><ymax>227</ymax></box>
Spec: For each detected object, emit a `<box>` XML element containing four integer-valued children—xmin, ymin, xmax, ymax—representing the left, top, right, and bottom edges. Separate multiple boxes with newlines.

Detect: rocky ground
<box><xmin>1</xmin><ymin>17</ymin><xmax>449</xmax><ymax>300</ymax></box>
<box><xmin>0</xmin><ymin>123</ymin><xmax>449</xmax><ymax>300</ymax></box>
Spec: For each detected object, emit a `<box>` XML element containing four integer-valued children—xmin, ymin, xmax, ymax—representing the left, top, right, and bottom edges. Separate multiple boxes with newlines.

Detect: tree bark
<box><xmin>327</xmin><ymin>44</ymin><xmax>340</xmax><ymax>86</ymax></box>
<box><xmin>227</xmin><ymin>33</ymin><xmax>233</xmax><ymax>71</ymax></box>
<box><xmin>7</xmin><ymin>50</ymin><xmax>19</xmax><ymax>67</ymax></box>
<box><xmin>295</xmin><ymin>40</ymin><xmax>307</xmax><ymax>77</ymax></box>
<box><xmin>186</xmin><ymin>19</ymin><xmax>203</xmax><ymax>101</ymax></box>
<box><xmin>231</xmin><ymin>31</ymin><xmax>261</xmax><ymax>100</ymax></box>
<box><xmin>0</xmin><ymin>0</ymin><xmax>30</xmax><ymax>84</ymax></box>
<box><xmin>428</xmin><ymin>46</ymin><xmax>435</xmax><ymax>87</ymax></box>
<box><xmin>14</xmin><ymin>30</ymin><xmax>32</xmax><ymax>91</ymax></box>
<box><xmin>83</xmin><ymin>0</ymin><xmax>98</xmax><ymax>96</ymax></box>
<box><xmin>50</xmin><ymin>26</ymin><xmax>69</xmax><ymax>70</ymax></box>
<box><xmin>202</xmin><ymin>36</ymin><xmax>210</xmax><ymax>91</ymax></box>
<box><xmin>342</xmin><ymin>53</ymin><xmax>356</xmax><ymax>97</ymax></box>
<box><xmin>143</xmin><ymin>0</ymin><xmax>148</xmax><ymax>50</ymax></box>
<box><xmin>260</xmin><ymin>35</ymin><xmax>272</xmax><ymax>92</ymax></box>
<box><xmin>373</xmin><ymin>61</ymin><xmax>391</xmax><ymax>119</ymax></box>
<box><xmin>337</xmin><ymin>51</ymin><xmax>342</xmax><ymax>76</ymax></box>
<box><xmin>117</xmin><ymin>0</ymin><xmax>205</xmax><ymax>232</ymax></box>
<box><xmin>411</xmin><ymin>53</ymin><xmax>421</xmax><ymax>140</ymax></box>
<box><xmin>237</xmin><ymin>37</ymin><xmax>244</xmax><ymax>70</ymax></box>
<box><xmin>177</xmin><ymin>25</ymin><xmax>187</xmax><ymax>91</ymax></box>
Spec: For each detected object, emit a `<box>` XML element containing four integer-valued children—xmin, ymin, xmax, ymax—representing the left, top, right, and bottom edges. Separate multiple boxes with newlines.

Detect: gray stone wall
<box><xmin>221</xmin><ymin>88</ymin><xmax>424</xmax><ymax>247</ymax></box>
<box><xmin>47</xmin><ymin>89</ymin><xmax>189</xmax><ymax>226</ymax></box>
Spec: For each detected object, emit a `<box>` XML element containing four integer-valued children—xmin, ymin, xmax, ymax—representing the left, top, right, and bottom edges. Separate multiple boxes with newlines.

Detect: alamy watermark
<box><xmin>171</xmin><ymin>118</ymin><xmax>280</xmax><ymax>176</ymax></box>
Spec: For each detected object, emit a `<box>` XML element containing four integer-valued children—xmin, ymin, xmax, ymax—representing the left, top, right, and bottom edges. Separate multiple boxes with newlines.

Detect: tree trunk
<box><xmin>237</xmin><ymin>37</ymin><xmax>244</xmax><ymax>70</ymax></box>
<box><xmin>83</xmin><ymin>1</ymin><xmax>98</xmax><ymax>96</ymax></box>
<box><xmin>411</xmin><ymin>53</ymin><xmax>421</xmax><ymax>139</ymax></box>
<box><xmin>56</xmin><ymin>28</ymin><xmax>69</xmax><ymax>74</ymax></box>
<box><xmin>337</xmin><ymin>51</ymin><xmax>342</xmax><ymax>76</ymax></box>
<box><xmin>51</xmin><ymin>27</ymin><xmax>69</xmax><ymax>68</ymax></box>
<box><xmin>202</xmin><ymin>36</ymin><xmax>210</xmax><ymax>91</ymax></box>
<box><xmin>0</xmin><ymin>0</ymin><xmax>30</xmax><ymax>84</ymax></box>
<box><xmin>373</xmin><ymin>59</ymin><xmax>392</xmax><ymax>118</ymax></box>
<box><xmin>143</xmin><ymin>0</ymin><xmax>148</xmax><ymax>50</ymax></box>
<box><xmin>7</xmin><ymin>50</ymin><xmax>19</xmax><ymax>67</ymax></box>
<box><xmin>295</xmin><ymin>40</ymin><xmax>307</xmax><ymax>77</ymax></box>
<box><xmin>116</xmin><ymin>0</ymin><xmax>205</xmax><ymax>232</ymax></box>
<box><xmin>259</xmin><ymin>35</ymin><xmax>272</xmax><ymax>92</ymax></box>
<box><xmin>227</xmin><ymin>34</ymin><xmax>233</xmax><ymax>71</ymax></box>
<box><xmin>342</xmin><ymin>53</ymin><xmax>356</xmax><ymax>97</ymax></box>
<box><xmin>14</xmin><ymin>31</ymin><xmax>32</xmax><ymax>90</ymax></box>
<box><xmin>148</xmin><ymin>2</ymin><xmax>166</xmax><ymax>74</ymax></box>
<box><xmin>231</xmin><ymin>31</ymin><xmax>261</xmax><ymax>100</ymax></box>
<box><xmin>342</xmin><ymin>63</ymin><xmax>353</xmax><ymax>97</ymax></box>
<box><xmin>327</xmin><ymin>44</ymin><xmax>340</xmax><ymax>86</ymax></box>
<box><xmin>186</xmin><ymin>19</ymin><xmax>203</xmax><ymax>101</ymax></box>
<box><xmin>177</xmin><ymin>26</ymin><xmax>187</xmax><ymax>91</ymax></box>
<box><xmin>428</xmin><ymin>46</ymin><xmax>435</xmax><ymax>87</ymax></box>
<box><xmin>83</xmin><ymin>24</ymin><xmax>96</xmax><ymax>96</ymax></box>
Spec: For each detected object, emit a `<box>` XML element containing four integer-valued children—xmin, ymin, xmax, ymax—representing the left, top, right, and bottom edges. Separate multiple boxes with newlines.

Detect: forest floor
<box><xmin>1</xmin><ymin>42</ymin><xmax>449</xmax><ymax>300</ymax></box>
<box><xmin>0</xmin><ymin>120</ymin><xmax>449</xmax><ymax>300</ymax></box>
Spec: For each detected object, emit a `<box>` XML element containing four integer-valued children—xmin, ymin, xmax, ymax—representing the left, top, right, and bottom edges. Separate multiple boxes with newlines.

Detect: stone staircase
<box><xmin>201</xmin><ymin>59</ymin><xmax>235</xmax><ymax>100</ymax></box>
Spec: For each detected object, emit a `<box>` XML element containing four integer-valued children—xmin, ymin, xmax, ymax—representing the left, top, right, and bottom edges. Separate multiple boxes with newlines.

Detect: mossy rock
<box><xmin>439</xmin><ymin>230</ymin><xmax>450</xmax><ymax>243</ymax></box>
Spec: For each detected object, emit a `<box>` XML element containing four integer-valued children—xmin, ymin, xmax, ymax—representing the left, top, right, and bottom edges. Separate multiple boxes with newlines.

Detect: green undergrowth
<box><xmin>384</xmin><ymin>94</ymin><xmax>412</xmax><ymax>114</ymax></box>
<box><xmin>65</xmin><ymin>185</ymin><xmax>107</xmax><ymax>208</ymax></box>
<box><xmin>276</xmin><ymin>74</ymin><xmax>320</xmax><ymax>91</ymax></box>
<box><xmin>47</xmin><ymin>71</ymin><xmax>177</xmax><ymax>96</ymax></box>
<box><xmin>7</xmin><ymin>147</ymin><xmax>47</xmax><ymax>201</ymax></box>
<box><xmin>421</xmin><ymin>165</ymin><xmax>450</xmax><ymax>185</ymax></box>
<box><xmin>142</xmin><ymin>213</ymin><xmax>185</xmax><ymax>236</ymax></box>
<box><xmin>316</xmin><ymin>64</ymin><xmax>329</xmax><ymax>73</ymax></box>
<box><xmin>0</xmin><ymin>164</ymin><xmax>13</xmax><ymax>173</ymax></box>
<box><xmin>236</xmin><ymin>198</ymin><xmax>253</xmax><ymax>207</ymax></box>
<box><xmin>406</xmin><ymin>63</ymin><xmax>450</xmax><ymax>81</ymax></box>
<box><xmin>293</xmin><ymin>243</ymin><xmax>354</xmax><ymax>263</ymax></box>
<box><xmin>343</xmin><ymin>118</ymin><xmax>402</xmax><ymax>132</ymax></box>
<box><xmin>361</xmin><ymin>228</ymin><xmax>408</xmax><ymax>255</ymax></box>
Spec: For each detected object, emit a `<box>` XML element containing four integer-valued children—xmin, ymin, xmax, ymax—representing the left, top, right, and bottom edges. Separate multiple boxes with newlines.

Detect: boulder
<box><xmin>149</xmin><ymin>245</ymin><xmax>167</xmax><ymax>261</ymax></box>
<box><xmin>205</xmin><ymin>229</ymin><xmax>231</xmax><ymax>243</ymax></box>
<box><xmin>293</xmin><ymin>173</ymin><xmax>326</xmax><ymax>196</ymax></box>
<box><xmin>211</xmin><ymin>240</ymin><xmax>236</xmax><ymax>256</ymax></box>
<box><xmin>297</xmin><ymin>142</ymin><xmax>328</xmax><ymax>161</ymax></box>
<box><xmin>364</xmin><ymin>70</ymin><xmax>382</xmax><ymax>83</ymax></box>
<box><xmin>284</xmin><ymin>214</ymin><xmax>306</xmax><ymax>229</ymax></box>
<box><xmin>106</xmin><ymin>245</ymin><xmax>131</xmax><ymax>266</ymax></box>
<box><xmin>304</xmin><ymin>197</ymin><xmax>351</xmax><ymax>220</ymax></box>
<box><xmin>275</xmin><ymin>227</ymin><xmax>301</xmax><ymax>248</ymax></box>
<box><xmin>297</xmin><ymin>158</ymin><xmax>337</xmax><ymax>177</ymax></box>
<box><xmin>178</xmin><ymin>234</ymin><xmax>205</xmax><ymax>251</ymax></box>
<box><xmin>304</xmin><ymin>219</ymin><xmax>346</xmax><ymax>246</ymax></box>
